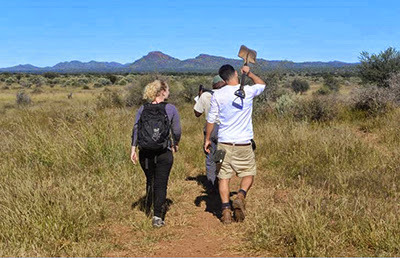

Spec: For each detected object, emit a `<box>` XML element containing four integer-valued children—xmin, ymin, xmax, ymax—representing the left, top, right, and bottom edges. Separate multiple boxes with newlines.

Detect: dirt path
<box><xmin>151</xmin><ymin>204</ymin><xmax>237</xmax><ymax>257</ymax></box>
<box><xmin>105</xmin><ymin>175</ymin><xmax>249</xmax><ymax>257</ymax></box>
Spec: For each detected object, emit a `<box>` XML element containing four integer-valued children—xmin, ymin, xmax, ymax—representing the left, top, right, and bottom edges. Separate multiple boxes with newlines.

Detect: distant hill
<box><xmin>0</xmin><ymin>51</ymin><xmax>358</xmax><ymax>73</ymax></box>
<box><xmin>130</xmin><ymin>51</ymin><xmax>181</xmax><ymax>72</ymax></box>
<box><xmin>51</xmin><ymin>60</ymin><xmax>129</xmax><ymax>73</ymax></box>
<box><xmin>2</xmin><ymin>64</ymin><xmax>43</xmax><ymax>72</ymax></box>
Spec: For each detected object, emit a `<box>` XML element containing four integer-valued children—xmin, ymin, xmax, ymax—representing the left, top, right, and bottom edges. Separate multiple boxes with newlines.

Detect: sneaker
<box><xmin>152</xmin><ymin>216</ymin><xmax>165</xmax><ymax>228</ymax></box>
<box><xmin>233</xmin><ymin>193</ymin><xmax>246</xmax><ymax>222</ymax></box>
<box><xmin>221</xmin><ymin>208</ymin><xmax>232</xmax><ymax>224</ymax></box>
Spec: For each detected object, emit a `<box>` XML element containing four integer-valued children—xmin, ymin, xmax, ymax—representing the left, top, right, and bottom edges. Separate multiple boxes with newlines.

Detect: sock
<box><xmin>238</xmin><ymin>189</ymin><xmax>247</xmax><ymax>198</ymax></box>
<box><xmin>221</xmin><ymin>202</ymin><xmax>231</xmax><ymax>210</ymax></box>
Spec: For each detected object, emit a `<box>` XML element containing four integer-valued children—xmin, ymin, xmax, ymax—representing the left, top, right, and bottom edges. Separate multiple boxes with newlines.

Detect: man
<box><xmin>204</xmin><ymin>64</ymin><xmax>265</xmax><ymax>224</ymax></box>
<box><xmin>194</xmin><ymin>75</ymin><xmax>225</xmax><ymax>193</ymax></box>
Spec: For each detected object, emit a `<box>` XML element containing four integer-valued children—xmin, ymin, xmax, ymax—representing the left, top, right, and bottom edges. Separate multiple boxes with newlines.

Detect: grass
<box><xmin>246</xmin><ymin>112</ymin><xmax>400</xmax><ymax>256</ymax></box>
<box><xmin>0</xmin><ymin>81</ymin><xmax>399</xmax><ymax>256</ymax></box>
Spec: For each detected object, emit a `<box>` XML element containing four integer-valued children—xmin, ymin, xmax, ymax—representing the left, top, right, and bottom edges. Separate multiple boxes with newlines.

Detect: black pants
<box><xmin>139</xmin><ymin>149</ymin><xmax>173</xmax><ymax>218</ymax></box>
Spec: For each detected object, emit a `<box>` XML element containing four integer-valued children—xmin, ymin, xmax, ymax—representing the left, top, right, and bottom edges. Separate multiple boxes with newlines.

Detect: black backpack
<box><xmin>137</xmin><ymin>102</ymin><xmax>171</xmax><ymax>151</ymax></box>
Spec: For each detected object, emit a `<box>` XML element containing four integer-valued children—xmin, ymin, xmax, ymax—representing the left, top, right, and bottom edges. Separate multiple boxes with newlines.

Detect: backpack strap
<box><xmin>159</xmin><ymin>101</ymin><xmax>168</xmax><ymax>109</ymax></box>
<box><xmin>202</xmin><ymin>89</ymin><xmax>214</xmax><ymax>95</ymax></box>
<box><xmin>159</xmin><ymin>102</ymin><xmax>174</xmax><ymax>149</ymax></box>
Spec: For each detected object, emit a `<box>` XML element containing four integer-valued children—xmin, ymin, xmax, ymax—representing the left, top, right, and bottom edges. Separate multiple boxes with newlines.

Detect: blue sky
<box><xmin>0</xmin><ymin>0</ymin><xmax>399</xmax><ymax>67</ymax></box>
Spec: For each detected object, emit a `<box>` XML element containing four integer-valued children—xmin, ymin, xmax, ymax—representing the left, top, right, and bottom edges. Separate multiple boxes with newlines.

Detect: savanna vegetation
<box><xmin>0</xmin><ymin>48</ymin><xmax>399</xmax><ymax>256</ymax></box>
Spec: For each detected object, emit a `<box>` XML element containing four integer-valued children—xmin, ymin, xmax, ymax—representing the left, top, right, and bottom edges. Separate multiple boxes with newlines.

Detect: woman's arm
<box><xmin>167</xmin><ymin>104</ymin><xmax>181</xmax><ymax>150</ymax></box>
<box><xmin>130</xmin><ymin>106</ymin><xmax>144</xmax><ymax>163</ymax></box>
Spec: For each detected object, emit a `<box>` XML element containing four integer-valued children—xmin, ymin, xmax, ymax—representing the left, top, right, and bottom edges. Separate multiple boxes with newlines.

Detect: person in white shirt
<box><xmin>204</xmin><ymin>64</ymin><xmax>266</xmax><ymax>224</ymax></box>
<box><xmin>193</xmin><ymin>76</ymin><xmax>225</xmax><ymax>194</ymax></box>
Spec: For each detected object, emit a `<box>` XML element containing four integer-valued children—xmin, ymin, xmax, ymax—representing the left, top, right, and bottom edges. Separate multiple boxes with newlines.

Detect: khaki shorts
<box><xmin>217</xmin><ymin>143</ymin><xmax>256</xmax><ymax>179</ymax></box>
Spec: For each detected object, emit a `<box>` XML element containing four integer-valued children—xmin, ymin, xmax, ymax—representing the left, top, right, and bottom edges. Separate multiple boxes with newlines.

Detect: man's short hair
<box><xmin>219</xmin><ymin>64</ymin><xmax>235</xmax><ymax>82</ymax></box>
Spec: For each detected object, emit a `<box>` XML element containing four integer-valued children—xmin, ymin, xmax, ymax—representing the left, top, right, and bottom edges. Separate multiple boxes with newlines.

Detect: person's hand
<box><xmin>241</xmin><ymin>65</ymin><xmax>250</xmax><ymax>75</ymax></box>
<box><xmin>204</xmin><ymin>139</ymin><xmax>212</xmax><ymax>154</ymax></box>
<box><xmin>172</xmin><ymin>145</ymin><xmax>179</xmax><ymax>153</ymax></box>
<box><xmin>130</xmin><ymin>147</ymin><xmax>137</xmax><ymax>165</ymax></box>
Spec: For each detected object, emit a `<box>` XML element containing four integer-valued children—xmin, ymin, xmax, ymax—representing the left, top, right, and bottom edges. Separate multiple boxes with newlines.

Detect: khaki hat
<box><xmin>212</xmin><ymin>75</ymin><xmax>224</xmax><ymax>85</ymax></box>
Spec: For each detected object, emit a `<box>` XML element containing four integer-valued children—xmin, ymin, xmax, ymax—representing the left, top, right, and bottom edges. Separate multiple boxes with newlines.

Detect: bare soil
<box><xmin>104</xmin><ymin>175</ymin><xmax>251</xmax><ymax>257</ymax></box>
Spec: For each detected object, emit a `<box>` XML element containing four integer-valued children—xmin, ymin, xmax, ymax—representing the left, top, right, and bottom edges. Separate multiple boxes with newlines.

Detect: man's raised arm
<box><xmin>241</xmin><ymin>65</ymin><xmax>265</xmax><ymax>85</ymax></box>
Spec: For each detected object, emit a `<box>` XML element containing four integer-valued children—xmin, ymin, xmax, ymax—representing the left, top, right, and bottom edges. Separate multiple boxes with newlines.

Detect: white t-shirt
<box><xmin>194</xmin><ymin>90</ymin><xmax>221</xmax><ymax>124</ymax></box>
<box><xmin>207</xmin><ymin>84</ymin><xmax>265</xmax><ymax>143</ymax></box>
<box><xmin>194</xmin><ymin>91</ymin><xmax>213</xmax><ymax>118</ymax></box>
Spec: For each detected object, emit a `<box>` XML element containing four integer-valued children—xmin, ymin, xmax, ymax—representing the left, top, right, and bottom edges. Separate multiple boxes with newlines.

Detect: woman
<box><xmin>131</xmin><ymin>80</ymin><xmax>181</xmax><ymax>228</ymax></box>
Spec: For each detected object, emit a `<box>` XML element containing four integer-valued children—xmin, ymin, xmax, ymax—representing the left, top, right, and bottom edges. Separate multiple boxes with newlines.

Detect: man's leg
<box><xmin>205</xmin><ymin>151</ymin><xmax>216</xmax><ymax>186</ymax></box>
<box><xmin>205</xmin><ymin>124</ymin><xmax>219</xmax><ymax>192</ymax></box>
<box><xmin>205</xmin><ymin>139</ymin><xmax>218</xmax><ymax>193</ymax></box>
<box><xmin>209</xmin><ymin>124</ymin><xmax>219</xmax><ymax>187</ymax></box>
<box><xmin>219</xmin><ymin>178</ymin><xmax>230</xmax><ymax>204</ymax></box>
<box><xmin>233</xmin><ymin>175</ymin><xmax>254</xmax><ymax>221</ymax></box>
<box><xmin>219</xmin><ymin>178</ymin><xmax>232</xmax><ymax>224</ymax></box>
<box><xmin>239</xmin><ymin>175</ymin><xmax>253</xmax><ymax>192</ymax></box>
<box><xmin>216</xmin><ymin>143</ymin><xmax>233</xmax><ymax>224</ymax></box>
<box><xmin>232</xmin><ymin>144</ymin><xmax>257</xmax><ymax>222</ymax></box>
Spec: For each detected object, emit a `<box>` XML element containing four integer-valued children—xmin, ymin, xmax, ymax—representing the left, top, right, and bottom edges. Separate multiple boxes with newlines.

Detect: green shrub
<box><xmin>96</xmin><ymin>78</ymin><xmax>112</xmax><ymax>87</ymax></box>
<box><xmin>5</xmin><ymin>77</ymin><xmax>16</xmax><ymax>85</ymax></box>
<box><xmin>291</xmin><ymin>78</ymin><xmax>310</xmax><ymax>94</ymax></box>
<box><xmin>106</xmin><ymin>74</ymin><xmax>118</xmax><ymax>84</ymax></box>
<box><xmin>47</xmin><ymin>79</ymin><xmax>57</xmax><ymax>86</ymax></box>
<box><xmin>323</xmin><ymin>74</ymin><xmax>340</xmax><ymax>92</ymax></box>
<box><xmin>19</xmin><ymin>78</ymin><xmax>32</xmax><ymax>88</ymax></box>
<box><xmin>96</xmin><ymin>89</ymin><xmax>124</xmax><ymax>109</ymax></box>
<box><xmin>257</xmin><ymin>72</ymin><xmax>282</xmax><ymax>103</ymax></box>
<box><xmin>293</xmin><ymin>96</ymin><xmax>338</xmax><ymax>122</ymax></box>
<box><xmin>315</xmin><ymin>86</ymin><xmax>331</xmax><ymax>95</ymax></box>
<box><xmin>125</xmin><ymin>74</ymin><xmax>136</xmax><ymax>83</ymax></box>
<box><xmin>118</xmin><ymin>79</ymin><xmax>128</xmax><ymax>86</ymax></box>
<box><xmin>351</xmin><ymin>86</ymin><xmax>394</xmax><ymax>117</ymax></box>
<box><xmin>125</xmin><ymin>83</ymin><xmax>147</xmax><ymax>107</ymax></box>
<box><xmin>275</xmin><ymin>94</ymin><xmax>296</xmax><ymax>115</ymax></box>
<box><xmin>43</xmin><ymin>72</ymin><xmax>59</xmax><ymax>79</ymax></box>
<box><xmin>77</xmin><ymin>77</ymin><xmax>90</xmax><ymax>85</ymax></box>
<box><xmin>180</xmin><ymin>77</ymin><xmax>210</xmax><ymax>103</ymax></box>
<box><xmin>29</xmin><ymin>76</ymin><xmax>47</xmax><ymax>87</ymax></box>
<box><xmin>388</xmin><ymin>72</ymin><xmax>400</xmax><ymax>104</ymax></box>
<box><xmin>63</xmin><ymin>79</ymin><xmax>81</xmax><ymax>87</ymax></box>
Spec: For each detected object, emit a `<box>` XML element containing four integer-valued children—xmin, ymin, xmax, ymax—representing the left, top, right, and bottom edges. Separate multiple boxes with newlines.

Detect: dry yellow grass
<box><xmin>0</xmin><ymin>80</ymin><xmax>399</xmax><ymax>256</ymax></box>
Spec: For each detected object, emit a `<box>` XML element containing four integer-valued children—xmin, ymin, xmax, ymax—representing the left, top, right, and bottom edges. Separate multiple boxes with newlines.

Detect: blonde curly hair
<box><xmin>142</xmin><ymin>80</ymin><xmax>169</xmax><ymax>102</ymax></box>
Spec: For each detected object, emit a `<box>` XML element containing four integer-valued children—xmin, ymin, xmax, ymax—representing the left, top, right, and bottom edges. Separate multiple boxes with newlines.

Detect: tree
<box><xmin>290</xmin><ymin>78</ymin><xmax>310</xmax><ymax>94</ymax></box>
<box><xmin>359</xmin><ymin>47</ymin><xmax>400</xmax><ymax>88</ymax></box>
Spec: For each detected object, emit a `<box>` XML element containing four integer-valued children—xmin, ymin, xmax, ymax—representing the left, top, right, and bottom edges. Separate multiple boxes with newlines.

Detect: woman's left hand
<box><xmin>172</xmin><ymin>145</ymin><xmax>179</xmax><ymax>153</ymax></box>
<box><xmin>130</xmin><ymin>147</ymin><xmax>137</xmax><ymax>165</ymax></box>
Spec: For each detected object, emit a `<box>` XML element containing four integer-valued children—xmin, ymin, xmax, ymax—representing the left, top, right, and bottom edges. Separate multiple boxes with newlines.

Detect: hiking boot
<box><xmin>152</xmin><ymin>216</ymin><xmax>165</xmax><ymax>228</ymax></box>
<box><xmin>233</xmin><ymin>193</ymin><xmax>246</xmax><ymax>222</ymax></box>
<box><xmin>221</xmin><ymin>208</ymin><xmax>232</xmax><ymax>224</ymax></box>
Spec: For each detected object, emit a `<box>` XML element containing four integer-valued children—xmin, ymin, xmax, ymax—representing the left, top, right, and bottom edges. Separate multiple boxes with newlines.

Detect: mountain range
<box><xmin>0</xmin><ymin>51</ymin><xmax>358</xmax><ymax>73</ymax></box>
